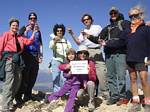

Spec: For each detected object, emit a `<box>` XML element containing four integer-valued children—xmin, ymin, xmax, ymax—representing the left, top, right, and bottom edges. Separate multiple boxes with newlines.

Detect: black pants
<box><xmin>15</xmin><ymin>51</ymin><xmax>39</xmax><ymax>101</ymax></box>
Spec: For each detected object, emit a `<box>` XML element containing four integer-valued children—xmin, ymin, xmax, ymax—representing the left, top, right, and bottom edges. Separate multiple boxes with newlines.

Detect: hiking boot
<box><xmin>14</xmin><ymin>98</ymin><xmax>24</xmax><ymax>108</ymax></box>
<box><xmin>88</xmin><ymin>100</ymin><xmax>95</xmax><ymax>111</ymax></box>
<box><xmin>128</xmin><ymin>103</ymin><xmax>141</xmax><ymax>112</ymax></box>
<box><xmin>43</xmin><ymin>94</ymin><xmax>50</xmax><ymax>104</ymax></box>
<box><xmin>116</xmin><ymin>98</ymin><xmax>129</xmax><ymax>106</ymax></box>
<box><xmin>106</xmin><ymin>98</ymin><xmax>118</xmax><ymax>105</ymax></box>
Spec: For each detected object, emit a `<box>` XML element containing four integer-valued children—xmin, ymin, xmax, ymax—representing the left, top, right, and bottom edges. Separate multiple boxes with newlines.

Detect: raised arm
<box><xmin>67</xmin><ymin>27</ymin><xmax>81</xmax><ymax>45</ymax></box>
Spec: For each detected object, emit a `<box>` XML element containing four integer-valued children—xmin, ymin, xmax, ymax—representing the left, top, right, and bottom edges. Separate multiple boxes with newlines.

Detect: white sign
<box><xmin>70</xmin><ymin>60</ymin><xmax>88</xmax><ymax>74</ymax></box>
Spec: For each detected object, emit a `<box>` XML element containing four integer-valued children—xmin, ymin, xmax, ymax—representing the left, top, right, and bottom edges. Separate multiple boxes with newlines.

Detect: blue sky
<box><xmin>0</xmin><ymin>0</ymin><xmax>150</xmax><ymax>71</ymax></box>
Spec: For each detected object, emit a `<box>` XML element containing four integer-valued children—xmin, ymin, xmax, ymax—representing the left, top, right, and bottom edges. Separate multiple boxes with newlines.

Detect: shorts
<box><xmin>127</xmin><ymin>62</ymin><xmax>148</xmax><ymax>72</ymax></box>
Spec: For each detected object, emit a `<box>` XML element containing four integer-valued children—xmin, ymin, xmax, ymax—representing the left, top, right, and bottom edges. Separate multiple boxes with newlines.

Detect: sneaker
<box><xmin>43</xmin><ymin>94</ymin><xmax>50</xmax><ymax>104</ymax></box>
<box><xmin>88</xmin><ymin>100</ymin><xmax>95</xmax><ymax>111</ymax></box>
<box><xmin>116</xmin><ymin>98</ymin><xmax>129</xmax><ymax>106</ymax></box>
<box><xmin>128</xmin><ymin>103</ymin><xmax>141</xmax><ymax>112</ymax></box>
<box><xmin>15</xmin><ymin>98</ymin><xmax>24</xmax><ymax>107</ymax></box>
<box><xmin>106</xmin><ymin>98</ymin><xmax>118</xmax><ymax>105</ymax></box>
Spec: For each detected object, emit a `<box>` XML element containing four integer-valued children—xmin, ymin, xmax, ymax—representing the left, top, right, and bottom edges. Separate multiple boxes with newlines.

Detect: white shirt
<box><xmin>78</xmin><ymin>24</ymin><xmax>102</xmax><ymax>48</ymax></box>
<box><xmin>49</xmin><ymin>38</ymin><xmax>72</xmax><ymax>62</ymax></box>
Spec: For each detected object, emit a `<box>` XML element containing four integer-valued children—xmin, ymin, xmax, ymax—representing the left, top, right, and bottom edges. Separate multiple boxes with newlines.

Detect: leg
<box><xmin>24</xmin><ymin>57</ymin><xmax>39</xmax><ymax>100</ymax></box>
<box><xmin>95</xmin><ymin>61</ymin><xmax>108</xmax><ymax>97</ymax></box>
<box><xmin>48</xmin><ymin>82</ymin><xmax>71</xmax><ymax>101</ymax></box>
<box><xmin>139</xmin><ymin>71</ymin><xmax>150</xmax><ymax>98</ymax></box>
<box><xmin>88</xmin><ymin>49</ymin><xmax>108</xmax><ymax>97</ymax></box>
<box><xmin>139</xmin><ymin>71</ymin><xmax>150</xmax><ymax>112</ymax></box>
<box><xmin>106</xmin><ymin>55</ymin><xmax>119</xmax><ymax>100</ymax></box>
<box><xmin>13</xmin><ymin>65</ymin><xmax>23</xmax><ymax>106</ymax></box>
<box><xmin>2</xmin><ymin>60</ymin><xmax>14</xmax><ymax>111</ymax></box>
<box><xmin>51</xmin><ymin>60</ymin><xmax>62</xmax><ymax>92</ymax></box>
<box><xmin>64</xmin><ymin>85</ymin><xmax>80</xmax><ymax>112</ymax></box>
<box><xmin>87</xmin><ymin>81</ymin><xmax>95</xmax><ymax>111</ymax></box>
<box><xmin>20</xmin><ymin>51</ymin><xmax>32</xmax><ymax>101</ymax></box>
<box><xmin>129</xmin><ymin>71</ymin><xmax>138</xmax><ymax>97</ymax></box>
<box><xmin>115</xmin><ymin>54</ymin><xmax>126</xmax><ymax>98</ymax></box>
<box><xmin>13</xmin><ymin>65</ymin><xmax>22</xmax><ymax>96</ymax></box>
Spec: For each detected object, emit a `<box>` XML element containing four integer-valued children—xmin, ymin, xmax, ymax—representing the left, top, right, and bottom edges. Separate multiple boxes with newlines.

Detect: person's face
<box><xmin>10</xmin><ymin>21</ymin><xmax>19</xmax><ymax>34</ymax></box>
<box><xmin>29</xmin><ymin>15</ymin><xmax>37</xmax><ymax>26</ymax></box>
<box><xmin>129</xmin><ymin>9</ymin><xmax>142</xmax><ymax>24</ymax></box>
<box><xmin>109</xmin><ymin>11</ymin><xmax>119</xmax><ymax>21</ymax></box>
<box><xmin>82</xmin><ymin>16</ymin><xmax>92</xmax><ymax>27</ymax></box>
<box><xmin>77</xmin><ymin>50</ymin><xmax>88</xmax><ymax>60</ymax></box>
<box><xmin>56</xmin><ymin>28</ymin><xmax>63</xmax><ymax>37</ymax></box>
<box><xmin>67</xmin><ymin>53</ymin><xmax>75</xmax><ymax>61</ymax></box>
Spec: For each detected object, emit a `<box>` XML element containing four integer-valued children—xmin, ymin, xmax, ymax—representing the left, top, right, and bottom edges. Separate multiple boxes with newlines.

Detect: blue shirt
<box><xmin>25</xmin><ymin>30</ymin><xmax>41</xmax><ymax>56</ymax></box>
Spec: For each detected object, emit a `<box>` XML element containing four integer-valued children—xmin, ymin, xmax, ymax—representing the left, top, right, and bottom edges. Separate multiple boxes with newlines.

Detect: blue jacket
<box><xmin>25</xmin><ymin>30</ymin><xmax>41</xmax><ymax>56</ymax></box>
<box><xmin>19</xmin><ymin>26</ymin><xmax>43</xmax><ymax>57</ymax></box>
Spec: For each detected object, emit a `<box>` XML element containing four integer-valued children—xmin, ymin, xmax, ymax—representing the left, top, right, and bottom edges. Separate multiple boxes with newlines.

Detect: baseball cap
<box><xmin>109</xmin><ymin>6</ymin><xmax>119</xmax><ymax>13</ymax></box>
<box><xmin>28</xmin><ymin>12</ymin><xmax>37</xmax><ymax>20</ymax></box>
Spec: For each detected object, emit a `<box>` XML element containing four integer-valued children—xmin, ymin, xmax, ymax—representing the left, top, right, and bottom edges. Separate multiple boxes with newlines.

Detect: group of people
<box><xmin>0</xmin><ymin>5</ymin><xmax>150</xmax><ymax>112</ymax></box>
<box><xmin>0</xmin><ymin>12</ymin><xmax>43</xmax><ymax>112</ymax></box>
<box><xmin>47</xmin><ymin>5</ymin><xmax>150</xmax><ymax>112</ymax></box>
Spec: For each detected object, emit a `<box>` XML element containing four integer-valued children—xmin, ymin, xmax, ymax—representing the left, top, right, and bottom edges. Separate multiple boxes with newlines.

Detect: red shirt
<box><xmin>0</xmin><ymin>31</ymin><xmax>34</xmax><ymax>57</ymax></box>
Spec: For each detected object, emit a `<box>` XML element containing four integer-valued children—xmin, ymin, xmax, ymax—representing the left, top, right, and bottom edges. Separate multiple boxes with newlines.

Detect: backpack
<box><xmin>107</xmin><ymin>20</ymin><xmax>123</xmax><ymax>40</ymax></box>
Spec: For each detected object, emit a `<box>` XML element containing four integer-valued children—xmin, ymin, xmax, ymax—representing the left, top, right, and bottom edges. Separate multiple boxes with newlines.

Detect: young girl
<box><xmin>76</xmin><ymin>45</ymin><xmax>96</xmax><ymax>111</ymax></box>
<box><xmin>45</xmin><ymin>48</ymin><xmax>80</xmax><ymax>112</ymax></box>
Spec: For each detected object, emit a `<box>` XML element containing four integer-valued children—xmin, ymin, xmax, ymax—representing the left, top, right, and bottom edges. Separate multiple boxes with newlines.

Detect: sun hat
<box><xmin>77</xmin><ymin>45</ymin><xmax>88</xmax><ymax>52</ymax></box>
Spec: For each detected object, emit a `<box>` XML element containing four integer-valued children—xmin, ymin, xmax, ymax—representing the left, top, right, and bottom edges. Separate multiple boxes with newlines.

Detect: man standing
<box><xmin>15</xmin><ymin>12</ymin><xmax>43</xmax><ymax>104</ymax></box>
<box><xmin>87</xmin><ymin>7</ymin><xmax>130</xmax><ymax>105</ymax></box>
<box><xmin>68</xmin><ymin>14</ymin><xmax>108</xmax><ymax>99</ymax></box>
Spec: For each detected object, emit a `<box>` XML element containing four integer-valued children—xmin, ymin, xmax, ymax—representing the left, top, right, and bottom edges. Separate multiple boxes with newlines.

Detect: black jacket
<box><xmin>88</xmin><ymin>13</ymin><xmax>130</xmax><ymax>55</ymax></box>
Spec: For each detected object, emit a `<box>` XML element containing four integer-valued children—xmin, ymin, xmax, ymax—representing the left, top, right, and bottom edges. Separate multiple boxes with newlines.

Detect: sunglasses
<box><xmin>129</xmin><ymin>13</ymin><xmax>140</xmax><ymax>19</ymax></box>
<box><xmin>109</xmin><ymin>11</ymin><xmax>118</xmax><ymax>15</ymax></box>
<box><xmin>29</xmin><ymin>17</ymin><xmax>37</xmax><ymax>20</ymax></box>
<box><xmin>82</xmin><ymin>18</ymin><xmax>90</xmax><ymax>22</ymax></box>
<box><xmin>78</xmin><ymin>51</ymin><xmax>89</xmax><ymax>55</ymax></box>
<box><xmin>57</xmin><ymin>30</ymin><xmax>63</xmax><ymax>32</ymax></box>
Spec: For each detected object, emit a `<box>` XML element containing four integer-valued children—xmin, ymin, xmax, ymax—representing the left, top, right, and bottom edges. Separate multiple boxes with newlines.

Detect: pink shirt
<box><xmin>0</xmin><ymin>31</ymin><xmax>34</xmax><ymax>57</ymax></box>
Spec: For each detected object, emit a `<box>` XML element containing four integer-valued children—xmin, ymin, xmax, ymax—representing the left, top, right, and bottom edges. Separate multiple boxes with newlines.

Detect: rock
<box><xmin>0</xmin><ymin>90</ymin><xmax>146</xmax><ymax>112</ymax></box>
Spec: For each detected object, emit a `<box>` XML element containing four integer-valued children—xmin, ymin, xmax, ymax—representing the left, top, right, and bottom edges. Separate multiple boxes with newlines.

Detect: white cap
<box><xmin>77</xmin><ymin>45</ymin><xmax>88</xmax><ymax>52</ymax></box>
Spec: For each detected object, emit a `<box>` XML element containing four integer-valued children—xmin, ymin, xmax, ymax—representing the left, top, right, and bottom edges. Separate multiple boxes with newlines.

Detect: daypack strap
<box><xmin>107</xmin><ymin>20</ymin><xmax>123</xmax><ymax>40</ymax></box>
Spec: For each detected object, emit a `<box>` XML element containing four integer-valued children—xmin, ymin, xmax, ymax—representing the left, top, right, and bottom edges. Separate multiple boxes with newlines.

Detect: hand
<box><xmin>54</xmin><ymin>36</ymin><xmax>61</xmax><ymax>42</ymax></box>
<box><xmin>145</xmin><ymin>60</ymin><xmax>150</xmax><ymax>65</ymax></box>
<box><xmin>38</xmin><ymin>57</ymin><xmax>43</xmax><ymax>63</ymax></box>
<box><xmin>67</xmin><ymin>27</ymin><xmax>74</xmax><ymax>35</ymax></box>
<box><xmin>98</xmin><ymin>39</ymin><xmax>106</xmax><ymax>46</ymax></box>
<box><xmin>81</xmin><ymin>30</ymin><xmax>90</xmax><ymax>39</ymax></box>
<box><xmin>33</xmin><ymin>24</ymin><xmax>39</xmax><ymax>32</ymax></box>
<box><xmin>83</xmin><ymin>82</ymin><xmax>87</xmax><ymax>89</ymax></box>
<box><xmin>66</xmin><ymin>64</ymin><xmax>71</xmax><ymax>69</ymax></box>
<box><xmin>26</xmin><ymin>24</ymin><xmax>32</xmax><ymax>31</ymax></box>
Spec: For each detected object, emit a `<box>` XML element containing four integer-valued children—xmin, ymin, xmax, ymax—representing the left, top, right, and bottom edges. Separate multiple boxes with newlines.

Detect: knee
<box><xmin>141</xmin><ymin>78</ymin><xmax>148</xmax><ymax>87</ymax></box>
<box><xmin>87</xmin><ymin>81</ymin><xmax>95</xmax><ymax>87</ymax></box>
<box><xmin>130</xmin><ymin>77</ymin><xmax>137</xmax><ymax>84</ymax></box>
<box><xmin>77</xmin><ymin>89</ymin><xmax>84</xmax><ymax>98</ymax></box>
